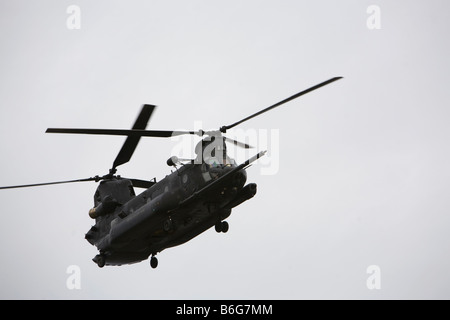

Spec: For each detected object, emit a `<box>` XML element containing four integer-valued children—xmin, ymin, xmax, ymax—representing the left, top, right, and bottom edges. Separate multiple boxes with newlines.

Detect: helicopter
<box><xmin>0</xmin><ymin>77</ymin><xmax>342</xmax><ymax>268</ymax></box>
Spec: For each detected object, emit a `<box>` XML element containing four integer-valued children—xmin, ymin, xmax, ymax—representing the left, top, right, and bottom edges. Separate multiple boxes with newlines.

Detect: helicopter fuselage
<box><xmin>86</xmin><ymin>160</ymin><xmax>256</xmax><ymax>267</ymax></box>
<box><xmin>0</xmin><ymin>77</ymin><xmax>342</xmax><ymax>268</ymax></box>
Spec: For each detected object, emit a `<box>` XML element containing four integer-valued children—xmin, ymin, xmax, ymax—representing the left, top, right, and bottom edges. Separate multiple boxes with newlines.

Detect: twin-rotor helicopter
<box><xmin>0</xmin><ymin>77</ymin><xmax>342</xmax><ymax>268</ymax></box>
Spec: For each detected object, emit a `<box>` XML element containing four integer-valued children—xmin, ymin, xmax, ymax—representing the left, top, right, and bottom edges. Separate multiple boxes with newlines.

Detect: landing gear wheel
<box><xmin>221</xmin><ymin>221</ymin><xmax>229</xmax><ymax>233</ymax></box>
<box><xmin>150</xmin><ymin>256</ymin><xmax>158</xmax><ymax>269</ymax></box>
<box><xmin>215</xmin><ymin>221</ymin><xmax>229</xmax><ymax>233</ymax></box>
<box><xmin>94</xmin><ymin>254</ymin><xmax>105</xmax><ymax>268</ymax></box>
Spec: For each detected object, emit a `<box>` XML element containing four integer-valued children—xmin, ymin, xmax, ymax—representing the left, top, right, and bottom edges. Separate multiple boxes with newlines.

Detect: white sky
<box><xmin>0</xmin><ymin>0</ymin><xmax>449</xmax><ymax>299</ymax></box>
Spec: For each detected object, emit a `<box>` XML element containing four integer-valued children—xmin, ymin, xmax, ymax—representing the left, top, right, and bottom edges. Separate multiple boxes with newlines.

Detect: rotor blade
<box><xmin>224</xmin><ymin>136</ymin><xmax>253</xmax><ymax>149</ymax></box>
<box><xmin>126</xmin><ymin>178</ymin><xmax>156</xmax><ymax>189</ymax></box>
<box><xmin>220</xmin><ymin>77</ymin><xmax>343</xmax><ymax>132</ymax></box>
<box><xmin>46</xmin><ymin>128</ymin><xmax>199</xmax><ymax>138</ymax></box>
<box><xmin>112</xmin><ymin>104</ymin><xmax>155</xmax><ymax>170</ymax></box>
<box><xmin>0</xmin><ymin>177</ymin><xmax>99</xmax><ymax>190</ymax></box>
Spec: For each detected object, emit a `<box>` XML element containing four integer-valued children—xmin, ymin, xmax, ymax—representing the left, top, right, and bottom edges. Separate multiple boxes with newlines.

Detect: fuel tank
<box><xmin>223</xmin><ymin>183</ymin><xmax>257</xmax><ymax>209</ymax></box>
<box><xmin>108</xmin><ymin>190</ymin><xmax>178</xmax><ymax>248</ymax></box>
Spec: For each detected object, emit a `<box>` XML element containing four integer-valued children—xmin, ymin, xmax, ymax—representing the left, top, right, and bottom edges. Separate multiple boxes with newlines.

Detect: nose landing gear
<box><xmin>215</xmin><ymin>221</ymin><xmax>229</xmax><ymax>233</ymax></box>
<box><xmin>150</xmin><ymin>254</ymin><xmax>158</xmax><ymax>269</ymax></box>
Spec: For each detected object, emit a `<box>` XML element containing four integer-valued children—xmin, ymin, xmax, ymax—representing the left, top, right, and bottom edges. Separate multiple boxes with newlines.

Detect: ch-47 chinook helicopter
<box><xmin>0</xmin><ymin>77</ymin><xmax>342</xmax><ymax>268</ymax></box>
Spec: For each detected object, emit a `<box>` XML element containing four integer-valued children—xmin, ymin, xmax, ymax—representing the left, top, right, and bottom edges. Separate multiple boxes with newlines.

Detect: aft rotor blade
<box><xmin>220</xmin><ymin>77</ymin><xmax>343</xmax><ymax>132</ymax></box>
<box><xmin>46</xmin><ymin>128</ymin><xmax>200</xmax><ymax>138</ymax></box>
<box><xmin>112</xmin><ymin>104</ymin><xmax>155</xmax><ymax>170</ymax></box>
<box><xmin>126</xmin><ymin>178</ymin><xmax>156</xmax><ymax>189</ymax></box>
<box><xmin>0</xmin><ymin>177</ymin><xmax>98</xmax><ymax>190</ymax></box>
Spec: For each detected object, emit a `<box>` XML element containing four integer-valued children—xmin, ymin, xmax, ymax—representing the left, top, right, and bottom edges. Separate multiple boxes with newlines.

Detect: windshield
<box><xmin>204</xmin><ymin>155</ymin><xmax>236</xmax><ymax>167</ymax></box>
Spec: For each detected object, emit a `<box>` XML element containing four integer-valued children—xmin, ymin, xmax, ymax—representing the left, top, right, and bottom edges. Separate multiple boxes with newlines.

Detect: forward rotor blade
<box><xmin>46</xmin><ymin>128</ymin><xmax>199</xmax><ymax>138</ymax></box>
<box><xmin>224</xmin><ymin>136</ymin><xmax>253</xmax><ymax>149</ymax></box>
<box><xmin>220</xmin><ymin>76</ymin><xmax>343</xmax><ymax>132</ymax></box>
<box><xmin>112</xmin><ymin>104</ymin><xmax>155</xmax><ymax>170</ymax></box>
<box><xmin>0</xmin><ymin>177</ymin><xmax>98</xmax><ymax>190</ymax></box>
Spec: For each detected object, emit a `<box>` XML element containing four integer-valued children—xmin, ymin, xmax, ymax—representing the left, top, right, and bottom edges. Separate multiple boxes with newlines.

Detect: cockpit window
<box><xmin>205</xmin><ymin>157</ymin><xmax>221</xmax><ymax>167</ymax></box>
<box><xmin>204</xmin><ymin>155</ymin><xmax>235</xmax><ymax>167</ymax></box>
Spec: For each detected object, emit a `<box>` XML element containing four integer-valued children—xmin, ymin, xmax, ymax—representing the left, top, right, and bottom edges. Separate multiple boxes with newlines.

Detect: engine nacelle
<box><xmin>89</xmin><ymin>195</ymin><xmax>118</xmax><ymax>219</ymax></box>
<box><xmin>89</xmin><ymin>178</ymin><xmax>136</xmax><ymax>219</ymax></box>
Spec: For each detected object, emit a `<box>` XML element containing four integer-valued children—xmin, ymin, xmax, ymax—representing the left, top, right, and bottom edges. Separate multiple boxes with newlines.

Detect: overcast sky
<box><xmin>1</xmin><ymin>0</ymin><xmax>449</xmax><ymax>299</ymax></box>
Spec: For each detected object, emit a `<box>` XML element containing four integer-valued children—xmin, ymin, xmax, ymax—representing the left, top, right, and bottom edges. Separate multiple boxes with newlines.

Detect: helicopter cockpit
<box><xmin>195</xmin><ymin>135</ymin><xmax>237</xmax><ymax>180</ymax></box>
<box><xmin>195</xmin><ymin>136</ymin><xmax>236</xmax><ymax>165</ymax></box>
